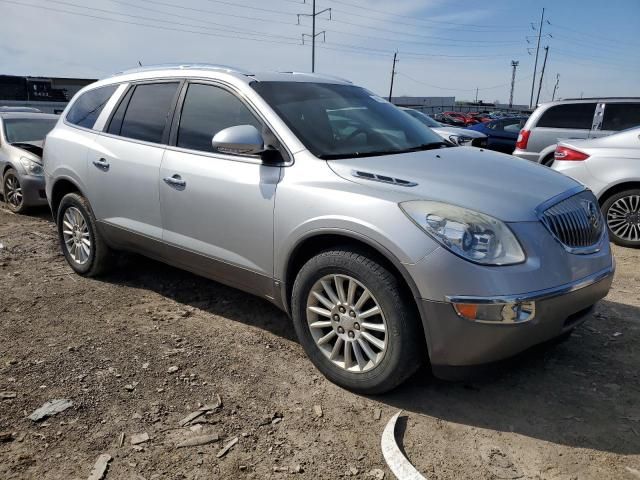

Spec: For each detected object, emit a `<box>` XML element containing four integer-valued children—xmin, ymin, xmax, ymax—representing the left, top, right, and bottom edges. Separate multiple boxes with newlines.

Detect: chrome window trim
<box><xmin>445</xmin><ymin>263</ymin><xmax>614</xmax><ymax>305</ymax></box>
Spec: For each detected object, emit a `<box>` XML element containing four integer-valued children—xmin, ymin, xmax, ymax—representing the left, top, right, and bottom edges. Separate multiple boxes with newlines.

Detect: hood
<box><xmin>327</xmin><ymin>147</ymin><xmax>580</xmax><ymax>222</ymax></box>
<box><xmin>433</xmin><ymin>126</ymin><xmax>486</xmax><ymax>139</ymax></box>
<box><xmin>10</xmin><ymin>141</ymin><xmax>44</xmax><ymax>161</ymax></box>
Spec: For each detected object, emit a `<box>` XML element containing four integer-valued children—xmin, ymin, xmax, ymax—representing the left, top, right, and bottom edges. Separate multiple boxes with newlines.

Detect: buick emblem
<box><xmin>581</xmin><ymin>200</ymin><xmax>600</xmax><ymax>230</ymax></box>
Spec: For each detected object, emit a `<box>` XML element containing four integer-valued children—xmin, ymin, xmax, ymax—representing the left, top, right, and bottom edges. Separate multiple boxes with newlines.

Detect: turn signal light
<box><xmin>554</xmin><ymin>146</ymin><xmax>589</xmax><ymax>161</ymax></box>
<box><xmin>452</xmin><ymin>301</ymin><xmax>536</xmax><ymax>323</ymax></box>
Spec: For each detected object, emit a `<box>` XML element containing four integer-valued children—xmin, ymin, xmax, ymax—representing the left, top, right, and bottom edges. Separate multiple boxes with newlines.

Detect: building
<box><xmin>391</xmin><ymin>96</ymin><xmax>456</xmax><ymax>114</ymax></box>
<box><xmin>0</xmin><ymin>75</ymin><xmax>97</xmax><ymax>114</ymax></box>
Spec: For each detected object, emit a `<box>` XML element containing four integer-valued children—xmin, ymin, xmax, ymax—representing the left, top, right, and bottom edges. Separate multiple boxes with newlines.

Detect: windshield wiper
<box><xmin>318</xmin><ymin>142</ymin><xmax>449</xmax><ymax>160</ymax></box>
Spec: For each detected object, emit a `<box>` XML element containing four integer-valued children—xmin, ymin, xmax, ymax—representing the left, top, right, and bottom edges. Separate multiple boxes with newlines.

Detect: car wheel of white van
<box><xmin>291</xmin><ymin>248</ymin><xmax>424</xmax><ymax>394</ymax></box>
<box><xmin>57</xmin><ymin>193</ymin><xmax>113</xmax><ymax>276</ymax></box>
<box><xmin>602</xmin><ymin>189</ymin><xmax>640</xmax><ymax>248</ymax></box>
<box><xmin>3</xmin><ymin>168</ymin><xmax>27</xmax><ymax>213</ymax></box>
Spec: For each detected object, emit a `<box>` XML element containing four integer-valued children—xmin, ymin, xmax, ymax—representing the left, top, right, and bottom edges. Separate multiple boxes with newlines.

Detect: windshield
<box><xmin>4</xmin><ymin>118</ymin><xmax>57</xmax><ymax>143</ymax></box>
<box><xmin>251</xmin><ymin>81</ymin><xmax>444</xmax><ymax>159</ymax></box>
<box><xmin>403</xmin><ymin>109</ymin><xmax>442</xmax><ymax>128</ymax></box>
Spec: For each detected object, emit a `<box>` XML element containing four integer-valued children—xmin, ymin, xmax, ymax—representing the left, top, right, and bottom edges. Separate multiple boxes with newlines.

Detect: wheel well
<box><xmin>284</xmin><ymin>234</ymin><xmax>422</xmax><ymax>320</ymax></box>
<box><xmin>598</xmin><ymin>181</ymin><xmax>640</xmax><ymax>206</ymax></box>
<box><xmin>50</xmin><ymin>179</ymin><xmax>81</xmax><ymax>218</ymax></box>
<box><xmin>2</xmin><ymin>164</ymin><xmax>14</xmax><ymax>176</ymax></box>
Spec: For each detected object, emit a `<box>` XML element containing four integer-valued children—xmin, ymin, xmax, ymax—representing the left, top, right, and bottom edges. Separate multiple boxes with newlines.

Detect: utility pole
<box><xmin>388</xmin><ymin>51</ymin><xmax>398</xmax><ymax>102</ymax></box>
<box><xmin>509</xmin><ymin>60</ymin><xmax>519</xmax><ymax>108</ymax></box>
<box><xmin>535</xmin><ymin>46</ymin><xmax>549</xmax><ymax>106</ymax></box>
<box><xmin>529</xmin><ymin>7</ymin><xmax>545</xmax><ymax>108</ymax></box>
<box><xmin>298</xmin><ymin>0</ymin><xmax>331</xmax><ymax>73</ymax></box>
<box><xmin>552</xmin><ymin>73</ymin><xmax>560</xmax><ymax>101</ymax></box>
<box><xmin>475</xmin><ymin>87</ymin><xmax>479</xmax><ymax>104</ymax></box>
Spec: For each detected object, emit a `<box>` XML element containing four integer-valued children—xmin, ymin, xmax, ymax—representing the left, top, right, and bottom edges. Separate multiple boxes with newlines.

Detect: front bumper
<box><xmin>421</xmin><ymin>264</ymin><xmax>614</xmax><ymax>373</ymax></box>
<box><xmin>18</xmin><ymin>174</ymin><xmax>48</xmax><ymax>206</ymax></box>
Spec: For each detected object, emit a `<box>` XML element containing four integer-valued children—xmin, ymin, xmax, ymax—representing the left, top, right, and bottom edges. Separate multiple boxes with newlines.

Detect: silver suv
<box><xmin>513</xmin><ymin>98</ymin><xmax>640</xmax><ymax>165</ymax></box>
<box><xmin>44</xmin><ymin>65</ymin><xmax>614</xmax><ymax>393</ymax></box>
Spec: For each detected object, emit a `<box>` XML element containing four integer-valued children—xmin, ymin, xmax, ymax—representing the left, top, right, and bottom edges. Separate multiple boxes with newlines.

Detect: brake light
<box><xmin>515</xmin><ymin>129</ymin><xmax>530</xmax><ymax>150</ymax></box>
<box><xmin>554</xmin><ymin>146</ymin><xmax>589</xmax><ymax>161</ymax></box>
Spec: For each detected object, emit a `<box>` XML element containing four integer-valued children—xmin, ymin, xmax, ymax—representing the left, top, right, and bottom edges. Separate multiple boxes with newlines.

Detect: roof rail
<box><xmin>278</xmin><ymin>71</ymin><xmax>352</xmax><ymax>84</ymax></box>
<box><xmin>112</xmin><ymin>63</ymin><xmax>253</xmax><ymax>77</ymax></box>
<box><xmin>560</xmin><ymin>97</ymin><xmax>640</xmax><ymax>101</ymax></box>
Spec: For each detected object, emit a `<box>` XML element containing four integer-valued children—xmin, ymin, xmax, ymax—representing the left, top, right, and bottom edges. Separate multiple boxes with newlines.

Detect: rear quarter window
<box><xmin>536</xmin><ymin>103</ymin><xmax>597</xmax><ymax>129</ymax></box>
<box><xmin>66</xmin><ymin>85</ymin><xmax>118</xmax><ymax>129</ymax></box>
<box><xmin>602</xmin><ymin>103</ymin><xmax>640</xmax><ymax>131</ymax></box>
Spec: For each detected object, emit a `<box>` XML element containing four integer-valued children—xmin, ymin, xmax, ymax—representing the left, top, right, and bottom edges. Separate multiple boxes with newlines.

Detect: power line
<box><xmin>397</xmin><ymin>71</ymin><xmax>533</xmax><ymax>92</ymax></box>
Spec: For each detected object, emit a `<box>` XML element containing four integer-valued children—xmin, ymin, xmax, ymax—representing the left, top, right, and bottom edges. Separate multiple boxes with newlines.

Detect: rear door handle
<box><xmin>163</xmin><ymin>174</ymin><xmax>186</xmax><ymax>189</ymax></box>
<box><xmin>92</xmin><ymin>158</ymin><xmax>110</xmax><ymax>170</ymax></box>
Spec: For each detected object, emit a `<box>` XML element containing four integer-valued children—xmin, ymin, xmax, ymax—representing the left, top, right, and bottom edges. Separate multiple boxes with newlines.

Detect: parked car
<box><xmin>401</xmin><ymin>108</ymin><xmax>487</xmax><ymax>147</ymax></box>
<box><xmin>443</xmin><ymin>111</ymin><xmax>477</xmax><ymax>126</ymax></box>
<box><xmin>552</xmin><ymin>126</ymin><xmax>640</xmax><ymax>248</ymax></box>
<box><xmin>435</xmin><ymin>112</ymin><xmax>466</xmax><ymax>127</ymax></box>
<box><xmin>514</xmin><ymin>98</ymin><xmax>640</xmax><ymax>166</ymax></box>
<box><xmin>467</xmin><ymin>117</ymin><xmax>528</xmax><ymax>153</ymax></box>
<box><xmin>44</xmin><ymin>65</ymin><xmax>614</xmax><ymax>393</ymax></box>
<box><xmin>0</xmin><ymin>111</ymin><xmax>58</xmax><ymax>212</ymax></box>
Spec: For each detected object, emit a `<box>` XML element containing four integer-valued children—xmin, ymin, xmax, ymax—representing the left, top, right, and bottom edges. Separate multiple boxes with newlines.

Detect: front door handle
<box><xmin>163</xmin><ymin>174</ymin><xmax>186</xmax><ymax>189</ymax></box>
<box><xmin>92</xmin><ymin>158</ymin><xmax>110</xmax><ymax>171</ymax></box>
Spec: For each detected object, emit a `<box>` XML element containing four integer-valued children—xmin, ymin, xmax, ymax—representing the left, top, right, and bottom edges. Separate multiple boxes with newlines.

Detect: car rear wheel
<box><xmin>3</xmin><ymin>168</ymin><xmax>27</xmax><ymax>213</ymax></box>
<box><xmin>602</xmin><ymin>189</ymin><xmax>640</xmax><ymax>248</ymax></box>
<box><xmin>57</xmin><ymin>192</ymin><xmax>113</xmax><ymax>276</ymax></box>
<box><xmin>291</xmin><ymin>248</ymin><xmax>424</xmax><ymax>394</ymax></box>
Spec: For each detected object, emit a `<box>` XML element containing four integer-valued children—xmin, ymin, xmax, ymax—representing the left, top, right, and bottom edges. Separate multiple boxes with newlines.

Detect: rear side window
<box><xmin>109</xmin><ymin>82</ymin><xmax>179</xmax><ymax>144</ymax></box>
<box><xmin>177</xmin><ymin>83</ymin><xmax>262</xmax><ymax>153</ymax></box>
<box><xmin>536</xmin><ymin>103</ymin><xmax>596</xmax><ymax>129</ymax></box>
<box><xmin>602</xmin><ymin>103</ymin><xmax>640</xmax><ymax>131</ymax></box>
<box><xmin>66</xmin><ymin>85</ymin><xmax>117</xmax><ymax>129</ymax></box>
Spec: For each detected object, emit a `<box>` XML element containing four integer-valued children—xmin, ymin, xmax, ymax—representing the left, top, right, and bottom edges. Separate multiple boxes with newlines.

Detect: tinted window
<box><xmin>537</xmin><ymin>103</ymin><xmax>596</xmax><ymax>129</ymax></box>
<box><xmin>177</xmin><ymin>83</ymin><xmax>262</xmax><ymax>153</ymax></box>
<box><xmin>66</xmin><ymin>85</ymin><xmax>117</xmax><ymax>129</ymax></box>
<box><xmin>115</xmin><ymin>82</ymin><xmax>179</xmax><ymax>143</ymax></box>
<box><xmin>602</xmin><ymin>103</ymin><xmax>640</xmax><ymax>131</ymax></box>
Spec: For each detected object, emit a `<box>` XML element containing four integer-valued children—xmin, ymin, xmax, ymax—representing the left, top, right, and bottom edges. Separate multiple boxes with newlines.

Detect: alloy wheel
<box><xmin>61</xmin><ymin>207</ymin><xmax>92</xmax><ymax>265</ymax></box>
<box><xmin>306</xmin><ymin>274</ymin><xmax>388</xmax><ymax>373</ymax></box>
<box><xmin>607</xmin><ymin>195</ymin><xmax>640</xmax><ymax>242</ymax></box>
<box><xmin>4</xmin><ymin>174</ymin><xmax>23</xmax><ymax>209</ymax></box>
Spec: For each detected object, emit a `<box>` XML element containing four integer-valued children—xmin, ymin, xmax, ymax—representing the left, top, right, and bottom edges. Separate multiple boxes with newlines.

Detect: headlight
<box><xmin>448</xmin><ymin>134</ymin><xmax>472</xmax><ymax>146</ymax></box>
<box><xmin>19</xmin><ymin>157</ymin><xmax>44</xmax><ymax>176</ymax></box>
<box><xmin>400</xmin><ymin>201</ymin><xmax>525</xmax><ymax>265</ymax></box>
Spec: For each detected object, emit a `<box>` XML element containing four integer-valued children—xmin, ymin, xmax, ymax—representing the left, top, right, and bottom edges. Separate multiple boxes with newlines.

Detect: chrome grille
<box><xmin>539</xmin><ymin>190</ymin><xmax>604</xmax><ymax>253</ymax></box>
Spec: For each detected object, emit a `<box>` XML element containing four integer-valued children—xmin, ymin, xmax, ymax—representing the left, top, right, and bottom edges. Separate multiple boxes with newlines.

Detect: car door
<box><xmin>86</xmin><ymin>80</ymin><xmax>181</xmax><ymax>256</ymax></box>
<box><xmin>159</xmin><ymin>81</ymin><xmax>283</xmax><ymax>299</ymax></box>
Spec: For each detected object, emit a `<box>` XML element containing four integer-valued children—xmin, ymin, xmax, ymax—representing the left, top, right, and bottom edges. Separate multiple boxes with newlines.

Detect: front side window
<box><xmin>66</xmin><ymin>85</ymin><xmax>117</xmax><ymax>129</ymax></box>
<box><xmin>537</xmin><ymin>103</ymin><xmax>596</xmax><ymax>129</ymax></box>
<box><xmin>602</xmin><ymin>103</ymin><xmax>640</xmax><ymax>131</ymax></box>
<box><xmin>251</xmin><ymin>81</ymin><xmax>445</xmax><ymax>159</ymax></box>
<box><xmin>3</xmin><ymin>118</ymin><xmax>58</xmax><ymax>143</ymax></box>
<box><xmin>110</xmin><ymin>82</ymin><xmax>179</xmax><ymax>144</ymax></box>
<box><xmin>177</xmin><ymin>83</ymin><xmax>262</xmax><ymax>153</ymax></box>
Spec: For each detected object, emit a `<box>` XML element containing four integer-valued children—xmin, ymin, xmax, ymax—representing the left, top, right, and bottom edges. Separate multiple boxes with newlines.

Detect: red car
<box><xmin>443</xmin><ymin>111</ymin><xmax>478</xmax><ymax>126</ymax></box>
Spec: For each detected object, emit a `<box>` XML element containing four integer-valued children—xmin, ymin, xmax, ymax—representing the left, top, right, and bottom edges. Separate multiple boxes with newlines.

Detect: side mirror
<box><xmin>211</xmin><ymin>125</ymin><xmax>265</xmax><ymax>156</ymax></box>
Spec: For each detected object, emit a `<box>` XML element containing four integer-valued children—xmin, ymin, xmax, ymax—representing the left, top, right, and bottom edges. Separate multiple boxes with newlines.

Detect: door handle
<box><xmin>163</xmin><ymin>174</ymin><xmax>186</xmax><ymax>189</ymax></box>
<box><xmin>92</xmin><ymin>158</ymin><xmax>110</xmax><ymax>170</ymax></box>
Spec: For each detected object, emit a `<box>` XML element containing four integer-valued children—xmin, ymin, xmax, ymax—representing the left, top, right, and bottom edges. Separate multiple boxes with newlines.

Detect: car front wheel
<box><xmin>57</xmin><ymin>193</ymin><xmax>113</xmax><ymax>276</ymax></box>
<box><xmin>291</xmin><ymin>248</ymin><xmax>424</xmax><ymax>394</ymax></box>
<box><xmin>602</xmin><ymin>189</ymin><xmax>640</xmax><ymax>248</ymax></box>
<box><xmin>3</xmin><ymin>168</ymin><xmax>26</xmax><ymax>213</ymax></box>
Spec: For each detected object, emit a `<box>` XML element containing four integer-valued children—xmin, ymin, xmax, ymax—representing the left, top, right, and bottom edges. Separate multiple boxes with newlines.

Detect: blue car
<box><xmin>467</xmin><ymin>117</ymin><xmax>528</xmax><ymax>154</ymax></box>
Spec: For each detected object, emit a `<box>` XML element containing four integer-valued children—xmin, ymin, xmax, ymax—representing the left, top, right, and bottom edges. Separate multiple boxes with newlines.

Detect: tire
<box><xmin>3</xmin><ymin>168</ymin><xmax>27</xmax><ymax>213</ymax></box>
<box><xmin>541</xmin><ymin>153</ymin><xmax>555</xmax><ymax>167</ymax></box>
<box><xmin>291</xmin><ymin>248</ymin><xmax>424</xmax><ymax>394</ymax></box>
<box><xmin>601</xmin><ymin>189</ymin><xmax>640</xmax><ymax>248</ymax></box>
<box><xmin>57</xmin><ymin>192</ymin><xmax>113</xmax><ymax>276</ymax></box>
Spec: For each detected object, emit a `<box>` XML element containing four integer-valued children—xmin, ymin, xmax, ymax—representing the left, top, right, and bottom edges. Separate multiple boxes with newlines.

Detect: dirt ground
<box><xmin>0</xmin><ymin>203</ymin><xmax>639</xmax><ymax>480</ymax></box>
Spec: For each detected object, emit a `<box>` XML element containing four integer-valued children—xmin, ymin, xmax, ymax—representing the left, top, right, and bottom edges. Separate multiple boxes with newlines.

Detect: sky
<box><xmin>0</xmin><ymin>0</ymin><xmax>638</xmax><ymax>106</ymax></box>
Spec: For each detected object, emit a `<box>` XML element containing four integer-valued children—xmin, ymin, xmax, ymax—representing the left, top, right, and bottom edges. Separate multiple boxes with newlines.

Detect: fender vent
<box><xmin>352</xmin><ymin>170</ymin><xmax>417</xmax><ymax>187</ymax></box>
